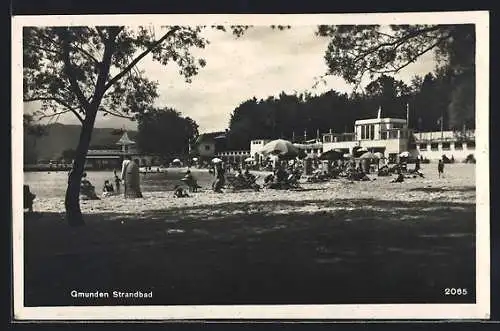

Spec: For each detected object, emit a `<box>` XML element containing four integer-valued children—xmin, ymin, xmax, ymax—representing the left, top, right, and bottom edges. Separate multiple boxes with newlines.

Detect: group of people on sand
<box><xmin>74</xmin><ymin>153</ymin><xmax>450</xmax><ymax>201</ymax></box>
<box><xmin>263</xmin><ymin>163</ymin><xmax>301</xmax><ymax>189</ymax></box>
<box><xmin>76</xmin><ymin>156</ymin><xmax>144</xmax><ymax>200</ymax></box>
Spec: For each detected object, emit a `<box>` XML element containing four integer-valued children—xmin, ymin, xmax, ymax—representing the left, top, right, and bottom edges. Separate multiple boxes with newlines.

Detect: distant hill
<box><xmin>24</xmin><ymin>123</ymin><xmax>138</xmax><ymax>162</ymax></box>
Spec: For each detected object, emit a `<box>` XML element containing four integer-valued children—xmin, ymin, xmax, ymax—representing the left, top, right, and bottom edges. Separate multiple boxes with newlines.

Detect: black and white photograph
<box><xmin>12</xmin><ymin>12</ymin><xmax>489</xmax><ymax>320</ymax></box>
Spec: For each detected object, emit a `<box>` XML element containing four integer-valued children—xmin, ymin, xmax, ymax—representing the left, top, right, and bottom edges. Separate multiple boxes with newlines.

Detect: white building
<box><xmin>414</xmin><ymin>130</ymin><xmax>475</xmax><ymax>161</ymax></box>
<box><xmin>249</xmin><ymin>139</ymin><xmax>272</xmax><ymax>164</ymax></box>
<box><xmin>322</xmin><ymin>117</ymin><xmax>414</xmax><ymax>162</ymax></box>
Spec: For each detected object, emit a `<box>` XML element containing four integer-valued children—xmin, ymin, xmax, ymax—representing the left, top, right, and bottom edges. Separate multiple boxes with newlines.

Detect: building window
<box><xmin>442</xmin><ymin>142</ymin><xmax>450</xmax><ymax>150</ymax></box>
<box><xmin>454</xmin><ymin>142</ymin><xmax>463</xmax><ymax>150</ymax></box>
<box><xmin>466</xmin><ymin>141</ymin><xmax>475</xmax><ymax>149</ymax></box>
<box><xmin>369</xmin><ymin>125</ymin><xmax>375</xmax><ymax>140</ymax></box>
<box><xmin>389</xmin><ymin>131</ymin><xmax>398</xmax><ymax>139</ymax></box>
<box><xmin>324</xmin><ymin>135</ymin><xmax>332</xmax><ymax>143</ymax></box>
<box><xmin>431</xmin><ymin>143</ymin><xmax>438</xmax><ymax>151</ymax></box>
<box><xmin>419</xmin><ymin>144</ymin><xmax>428</xmax><ymax>151</ymax></box>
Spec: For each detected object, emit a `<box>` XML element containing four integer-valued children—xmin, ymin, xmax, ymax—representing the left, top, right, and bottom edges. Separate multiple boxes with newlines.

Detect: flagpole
<box><xmin>440</xmin><ymin>111</ymin><xmax>444</xmax><ymax>140</ymax></box>
<box><xmin>406</xmin><ymin>103</ymin><xmax>410</xmax><ymax>128</ymax></box>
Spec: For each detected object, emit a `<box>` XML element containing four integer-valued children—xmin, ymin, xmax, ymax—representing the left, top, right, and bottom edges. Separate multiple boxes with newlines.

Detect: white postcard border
<box><xmin>12</xmin><ymin>11</ymin><xmax>490</xmax><ymax>321</ymax></box>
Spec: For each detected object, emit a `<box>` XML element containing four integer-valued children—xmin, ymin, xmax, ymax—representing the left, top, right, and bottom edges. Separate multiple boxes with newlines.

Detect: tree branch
<box><xmin>370</xmin><ymin>35</ymin><xmax>450</xmax><ymax>75</ymax></box>
<box><xmin>25</xmin><ymin>96</ymin><xmax>84</xmax><ymax>123</ymax></box>
<box><xmin>352</xmin><ymin>26</ymin><xmax>442</xmax><ymax>64</ymax></box>
<box><xmin>26</xmin><ymin>43</ymin><xmax>62</xmax><ymax>55</ymax></box>
<box><xmin>100</xmin><ymin>108</ymin><xmax>136</xmax><ymax>120</ymax></box>
<box><xmin>35</xmin><ymin>109</ymin><xmax>72</xmax><ymax>120</ymax></box>
<box><xmin>71</xmin><ymin>43</ymin><xmax>100</xmax><ymax>65</ymax></box>
<box><xmin>103</xmin><ymin>26</ymin><xmax>181</xmax><ymax>92</ymax></box>
<box><xmin>59</xmin><ymin>28</ymin><xmax>91</xmax><ymax>111</ymax></box>
<box><xmin>89</xmin><ymin>28</ymin><xmax>122</xmax><ymax>106</ymax></box>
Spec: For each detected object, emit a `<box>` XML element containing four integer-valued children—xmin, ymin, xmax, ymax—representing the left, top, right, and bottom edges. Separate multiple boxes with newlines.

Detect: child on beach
<box><xmin>102</xmin><ymin>180</ymin><xmax>115</xmax><ymax>197</ymax></box>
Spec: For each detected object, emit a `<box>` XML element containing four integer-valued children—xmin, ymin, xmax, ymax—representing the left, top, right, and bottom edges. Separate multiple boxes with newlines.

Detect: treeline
<box><xmin>225</xmin><ymin>71</ymin><xmax>475</xmax><ymax>150</ymax></box>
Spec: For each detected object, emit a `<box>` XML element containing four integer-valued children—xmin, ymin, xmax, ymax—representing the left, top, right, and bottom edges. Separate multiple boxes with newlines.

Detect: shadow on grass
<box><xmin>408</xmin><ymin>186</ymin><xmax>476</xmax><ymax>193</ymax></box>
<box><xmin>24</xmin><ymin>198</ymin><xmax>475</xmax><ymax>307</ymax></box>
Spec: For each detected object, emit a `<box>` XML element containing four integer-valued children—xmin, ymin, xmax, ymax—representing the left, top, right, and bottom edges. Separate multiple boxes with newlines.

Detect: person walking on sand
<box><xmin>438</xmin><ymin>159</ymin><xmax>445</xmax><ymax>178</ymax></box>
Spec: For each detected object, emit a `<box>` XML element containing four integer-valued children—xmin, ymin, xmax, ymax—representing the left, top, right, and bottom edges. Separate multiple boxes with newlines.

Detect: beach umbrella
<box><xmin>244</xmin><ymin>157</ymin><xmax>254</xmax><ymax>162</ymax></box>
<box><xmin>172</xmin><ymin>158</ymin><xmax>181</xmax><ymax>163</ymax></box>
<box><xmin>359</xmin><ymin>152</ymin><xmax>376</xmax><ymax>159</ymax></box>
<box><xmin>211</xmin><ymin>157</ymin><xmax>223</xmax><ymax>163</ymax></box>
<box><xmin>400</xmin><ymin>150</ymin><xmax>420</xmax><ymax>158</ymax></box>
<box><xmin>261</xmin><ymin>139</ymin><xmax>299</xmax><ymax>157</ymax></box>
<box><xmin>343</xmin><ymin>153</ymin><xmax>353</xmax><ymax>158</ymax></box>
<box><xmin>373</xmin><ymin>152</ymin><xmax>385</xmax><ymax>159</ymax></box>
<box><xmin>192</xmin><ymin>157</ymin><xmax>198</xmax><ymax>161</ymax></box>
<box><xmin>357</xmin><ymin>147</ymin><xmax>369</xmax><ymax>152</ymax></box>
<box><xmin>319</xmin><ymin>149</ymin><xmax>343</xmax><ymax>160</ymax></box>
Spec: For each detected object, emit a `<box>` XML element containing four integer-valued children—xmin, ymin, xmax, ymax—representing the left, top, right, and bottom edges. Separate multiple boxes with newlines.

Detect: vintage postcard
<box><xmin>12</xmin><ymin>11</ymin><xmax>490</xmax><ymax>320</ymax></box>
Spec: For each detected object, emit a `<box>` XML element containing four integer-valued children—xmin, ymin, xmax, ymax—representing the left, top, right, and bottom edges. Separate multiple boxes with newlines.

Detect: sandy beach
<box><xmin>30</xmin><ymin>164</ymin><xmax>474</xmax><ymax>216</ymax></box>
<box><xmin>23</xmin><ymin>163</ymin><xmax>476</xmax><ymax>306</ymax></box>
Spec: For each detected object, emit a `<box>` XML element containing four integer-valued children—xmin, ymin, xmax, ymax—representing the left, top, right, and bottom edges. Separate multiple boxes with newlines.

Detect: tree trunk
<box><xmin>64</xmin><ymin>108</ymin><xmax>99</xmax><ymax>226</ymax></box>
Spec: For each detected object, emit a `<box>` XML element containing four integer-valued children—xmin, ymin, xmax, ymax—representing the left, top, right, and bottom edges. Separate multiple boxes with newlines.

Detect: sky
<box><xmin>24</xmin><ymin>25</ymin><xmax>437</xmax><ymax>133</ymax></box>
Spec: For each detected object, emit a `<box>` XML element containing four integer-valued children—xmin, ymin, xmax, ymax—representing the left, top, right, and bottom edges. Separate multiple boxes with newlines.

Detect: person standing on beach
<box><xmin>120</xmin><ymin>156</ymin><xmax>131</xmax><ymax>197</ymax></box>
<box><xmin>438</xmin><ymin>159</ymin><xmax>445</xmax><ymax>178</ymax></box>
<box><xmin>123</xmin><ymin>158</ymin><xmax>143</xmax><ymax>198</ymax></box>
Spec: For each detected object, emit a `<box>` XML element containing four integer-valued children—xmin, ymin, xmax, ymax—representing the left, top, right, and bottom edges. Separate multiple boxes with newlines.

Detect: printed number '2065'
<box><xmin>444</xmin><ymin>288</ymin><xmax>468</xmax><ymax>295</ymax></box>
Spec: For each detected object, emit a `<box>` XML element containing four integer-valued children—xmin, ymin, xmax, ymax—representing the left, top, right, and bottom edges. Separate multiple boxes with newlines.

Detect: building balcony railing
<box><xmin>87</xmin><ymin>149</ymin><xmax>139</xmax><ymax>155</ymax></box>
<box><xmin>413</xmin><ymin>130</ymin><xmax>475</xmax><ymax>143</ymax></box>
<box><xmin>322</xmin><ymin>133</ymin><xmax>355</xmax><ymax>143</ymax></box>
<box><xmin>217</xmin><ymin>150</ymin><xmax>251</xmax><ymax>156</ymax></box>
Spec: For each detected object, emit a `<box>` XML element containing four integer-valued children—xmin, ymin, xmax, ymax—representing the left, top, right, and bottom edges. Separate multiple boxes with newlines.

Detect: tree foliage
<box><xmin>136</xmin><ymin>107</ymin><xmax>199</xmax><ymax>160</ymax></box>
<box><xmin>227</xmin><ymin>71</ymin><xmax>468</xmax><ymax>150</ymax></box>
<box><xmin>22</xmin><ymin>24</ymin><xmax>263</xmax><ymax>225</ymax></box>
<box><xmin>316</xmin><ymin>24</ymin><xmax>475</xmax><ymax>129</ymax></box>
<box><xmin>22</xmin><ymin>25</ymin><xmax>222</xmax><ymax>225</ymax></box>
<box><xmin>23</xmin><ymin>26</ymin><xmax>210</xmax><ymax>121</ymax></box>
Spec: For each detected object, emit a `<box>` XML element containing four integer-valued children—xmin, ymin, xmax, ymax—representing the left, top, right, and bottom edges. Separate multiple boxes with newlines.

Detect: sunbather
<box><xmin>181</xmin><ymin>170</ymin><xmax>200</xmax><ymax>192</ymax></box>
<box><xmin>173</xmin><ymin>185</ymin><xmax>190</xmax><ymax>198</ymax></box>
<box><xmin>80</xmin><ymin>173</ymin><xmax>100</xmax><ymax>200</ymax></box>
<box><xmin>390</xmin><ymin>172</ymin><xmax>405</xmax><ymax>183</ymax></box>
